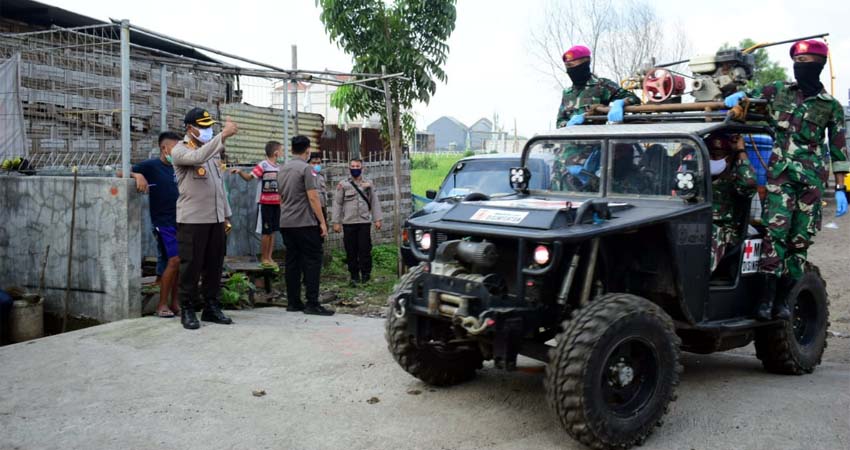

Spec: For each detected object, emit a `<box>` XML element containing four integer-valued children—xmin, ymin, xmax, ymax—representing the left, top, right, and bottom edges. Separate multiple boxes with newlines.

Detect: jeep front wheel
<box><xmin>385</xmin><ymin>264</ymin><xmax>483</xmax><ymax>386</ymax></box>
<box><xmin>546</xmin><ymin>293</ymin><xmax>681</xmax><ymax>449</ymax></box>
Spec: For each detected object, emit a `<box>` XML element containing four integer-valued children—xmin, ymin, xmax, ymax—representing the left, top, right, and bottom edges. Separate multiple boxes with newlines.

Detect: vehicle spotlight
<box><xmin>533</xmin><ymin>245</ymin><xmax>551</xmax><ymax>265</ymax></box>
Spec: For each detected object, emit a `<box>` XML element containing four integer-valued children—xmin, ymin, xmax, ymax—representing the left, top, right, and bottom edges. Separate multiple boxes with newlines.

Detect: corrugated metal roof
<box><xmin>219</xmin><ymin>103</ymin><xmax>323</xmax><ymax>164</ymax></box>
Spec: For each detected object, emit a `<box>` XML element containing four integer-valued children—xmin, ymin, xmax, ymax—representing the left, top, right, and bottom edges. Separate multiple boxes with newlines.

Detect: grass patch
<box><xmin>410</xmin><ymin>153</ymin><xmax>463</xmax><ymax>197</ymax></box>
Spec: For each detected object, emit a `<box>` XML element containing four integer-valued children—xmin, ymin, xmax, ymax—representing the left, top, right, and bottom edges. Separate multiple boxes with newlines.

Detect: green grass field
<box><xmin>410</xmin><ymin>153</ymin><xmax>464</xmax><ymax>197</ymax></box>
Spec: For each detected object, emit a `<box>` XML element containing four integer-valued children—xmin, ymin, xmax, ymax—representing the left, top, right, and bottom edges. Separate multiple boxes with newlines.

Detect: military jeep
<box><xmin>386</xmin><ymin>121</ymin><xmax>829</xmax><ymax>449</ymax></box>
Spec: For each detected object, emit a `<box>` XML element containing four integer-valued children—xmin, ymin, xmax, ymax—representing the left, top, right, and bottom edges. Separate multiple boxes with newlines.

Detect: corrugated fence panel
<box><xmin>219</xmin><ymin>103</ymin><xmax>323</xmax><ymax>164</ymax></box>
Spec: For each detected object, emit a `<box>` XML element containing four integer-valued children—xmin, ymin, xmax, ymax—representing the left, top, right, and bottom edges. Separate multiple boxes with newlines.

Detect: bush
<box><xmin>463</xmin><ymin>149</ymin><xmax>475</xmax><ymax>157</ymax></box>
<box><xmin>411</xmin><ymin>154</ymin><xmax>438</xmax><ymax>170</ymax></box>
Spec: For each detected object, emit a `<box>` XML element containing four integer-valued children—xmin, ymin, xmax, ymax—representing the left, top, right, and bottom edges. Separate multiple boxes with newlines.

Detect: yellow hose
<box><xmin>824</xmin><ymin>36</ymin><xmax>835</xmax><ymax>95</ymax></box>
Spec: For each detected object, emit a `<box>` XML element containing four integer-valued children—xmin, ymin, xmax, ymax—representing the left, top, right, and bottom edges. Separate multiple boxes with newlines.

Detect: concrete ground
<box><xmin>1</xmin><ymin>308</ymin><xmax>848</xmax><ymax>450</ymax></box>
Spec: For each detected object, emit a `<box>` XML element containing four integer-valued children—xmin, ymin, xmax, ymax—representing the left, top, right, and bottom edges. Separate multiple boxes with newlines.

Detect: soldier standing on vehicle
<box><xmin>707</xmin><ymin>134</ymin><xmax>757</xmax><ymax>274</ymax></box>
<box><xmin>552</xmin><ymin>45</ymin><xmax>641</xmax><ymax>190</ymax></box>
<box><xmin>332</xmin><ymin>159</ymin><xmax>382</xmax><ymax>285</ymax></box>
<box><xmin>725</xmin><ymin>39</ymin><xmax>849</xmax><ymax>320</ymax></box>
<box><xmin>171</xmin><ymin>108</ymin><xmax>238</xmax><ymax>330</ymax></box>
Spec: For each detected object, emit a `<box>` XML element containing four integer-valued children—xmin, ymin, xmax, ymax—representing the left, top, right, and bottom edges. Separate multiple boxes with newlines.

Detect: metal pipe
<box><xmin>557</xmin><ymin>251</ymin><xmax>581</xmax><ymax>305</ymax></box>
<box><xmin>283</xmin><ymin>79</ymin><xmax>290</xmax><ymax>160</ymax></box>
<box><xmin>160</xmin><ymin>65</ymin><xmax>167</xmax><ymax>132</ymax></box>
<box><xmin>120</xmin><ymin>20</ymin><xmax>290</xmax><ymax>72</ymax></box>
<box><xmin>120</xmin><ymin>19</ymin><xmax>131</xmax><ymax>179</ymax></box>
<box><xmin>291</xmin><ymin>45</ymin><xmax>299</xmax><ymax>131</ymax></box>
<box><xmin>580</xmin><ymin>238</ymin><xmax>600</xmax><ymax>306</ymax></box>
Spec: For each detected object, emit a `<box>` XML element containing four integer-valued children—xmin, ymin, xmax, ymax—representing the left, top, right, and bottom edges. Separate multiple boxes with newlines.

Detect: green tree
<box><xmin>318</xmin><ymin>0</ymin><xmax>457</xmax><ymax>147</ymax></box>
<box><xmin>720</xmin><ymin>38</ymin><xmax>788</xmax><ymax>89</ymax></box>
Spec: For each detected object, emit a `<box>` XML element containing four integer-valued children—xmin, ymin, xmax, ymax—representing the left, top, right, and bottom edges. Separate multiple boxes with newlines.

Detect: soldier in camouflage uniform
<box><xmin>707</xmin><ymin>135</ymin><xmax>757</xmax><ymax>274</ymax></box>
<box><xmin>551</xmin><ymin>45</ymin><xmax>640</xmax><ymax>191</ymax></box>
<box><xmin>726</xmin><ymin>40</ymin><xmax>849</xmax><ymax>320</ymax></box>
<box><xmin>609</xmin><ymin>143</ymin><xmax>652</xmax><ymax>195</ymax></box>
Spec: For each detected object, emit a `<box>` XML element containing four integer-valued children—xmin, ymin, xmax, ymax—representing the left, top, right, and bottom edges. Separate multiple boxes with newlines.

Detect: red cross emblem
<box><xmin>744</xmin><ymin>241</ymin><xmax>754</xmax><ymax>258</ymax></box>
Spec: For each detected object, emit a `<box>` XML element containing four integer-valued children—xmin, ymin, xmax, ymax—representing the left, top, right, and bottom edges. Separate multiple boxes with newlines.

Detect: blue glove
<box><xmin>607</xmin><ymin>99</ymin><xmax>625</xmax><ymax>123</ymax></box>
<box><xmin>724</xmin><ymin>92</ymin><xmax>746</xmax><ymax>108</ymax></box>
<box><xmin>837</xmin><ymin>190</ymin><xmax>848</xmax><ymax>217</ymax></box>
<box><xmin>567</xmin><ymin>165</ymin><xmax>583</xmax><ymax>176</ymax></box>
<box><xmin>567</xmin><ymin>114</ymin><xmax>585</xmax><ymax>126</ymax></box>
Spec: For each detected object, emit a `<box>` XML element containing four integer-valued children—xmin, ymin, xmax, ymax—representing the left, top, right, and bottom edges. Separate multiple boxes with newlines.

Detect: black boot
<box><xmin>773</xmin><ymin>277</ymin><xmax>793</xmax><ymax>320</ymax></box>
<box><xmin>361</xmin><ymin>273</ymin><xmax>371</xmax><ymax>284</ymax></box>
<box><xmin>181</xmin><ymin>307</ymin><xmax>200</xmax><ymax>330</ymax></box>
<box><xmin>349</xmin><ymin>273</ymin><xmax>360</xmax><ymax>287</ymax></box>
<box><xmin>201</xmin><ymin>301</ymin><xmax>233</xmax><ymax>325</ymax></box>
<box><xmin>756</xmin><ymin>275</ymin><xmax>777</xmax><ymax>321</ymax></box>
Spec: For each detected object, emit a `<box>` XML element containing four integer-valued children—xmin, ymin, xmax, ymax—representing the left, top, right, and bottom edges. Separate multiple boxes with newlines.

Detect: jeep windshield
<box><xmin>436</xmin><ymin>157</ymin><xmax>550</xmax><ymax>200</ymax></box>
<box><xmin>525</xmin><ymin>137</ymin><xmax>705</xmax><ymax>200</ymax></box>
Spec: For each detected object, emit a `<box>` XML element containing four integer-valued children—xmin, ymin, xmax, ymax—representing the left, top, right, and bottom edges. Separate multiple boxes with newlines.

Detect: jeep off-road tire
<box><xmin>754</xmin><ymin>263</ymin><xmax>829</xmax><ymax>375</ymax></box>
<box><xmin>546</xmin><ymin>293</ymin><xmax>682</xmax><ymax>450</ymax></box>
<box><xmin>385</xmin><ymin>264</ymin><xmax>483</xmax><ymax>386</ymax></box>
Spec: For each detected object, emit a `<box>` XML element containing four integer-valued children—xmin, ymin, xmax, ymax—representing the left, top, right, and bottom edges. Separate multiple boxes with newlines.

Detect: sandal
<box><xmin>156</xmin><ymin>308</ymin><xmax>175</xmax><ymax>318</ymax></box>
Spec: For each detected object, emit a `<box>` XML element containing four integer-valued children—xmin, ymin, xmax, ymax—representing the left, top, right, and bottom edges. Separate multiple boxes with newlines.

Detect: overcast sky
<box><xmin>58</xmin><ymin>0</ymin><xmax>850</xmax><ymax>136</ymax></box>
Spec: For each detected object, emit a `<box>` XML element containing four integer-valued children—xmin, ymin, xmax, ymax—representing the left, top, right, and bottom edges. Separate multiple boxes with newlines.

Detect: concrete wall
<box><xmin>0</xmin><ymin>175</ymin><xmax>141</xmax><ymax>322</ymax></box>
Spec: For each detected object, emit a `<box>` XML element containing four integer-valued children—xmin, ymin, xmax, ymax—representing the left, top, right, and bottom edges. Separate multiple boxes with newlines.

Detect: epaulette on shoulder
<box><xmin>817</xmin><ymin>92</ymin><xmax>835</xmax><ymax>101</ymax></box>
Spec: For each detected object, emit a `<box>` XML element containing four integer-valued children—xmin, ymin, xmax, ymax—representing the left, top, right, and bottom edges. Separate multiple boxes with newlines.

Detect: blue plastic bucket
<box><xmin>744</xmin><ymin>134</ymin><xmax>773</xmax><ymax>186</ymax></box>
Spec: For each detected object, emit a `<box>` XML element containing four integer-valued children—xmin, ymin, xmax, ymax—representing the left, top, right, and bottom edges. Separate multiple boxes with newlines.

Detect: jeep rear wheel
<box><xmin>754</xmin><ymin>264</ymin><xmax>829</xmax><ymax>375</ymax></box>
<box><xmin>385</xmin><ymin>264</ymin><xmax>483</xmax><ymax>386</ymax></box>
<box><xmin>546</xmin><ymin>293</ymin><xmax>681</xmax><ymax>449</ymax></box>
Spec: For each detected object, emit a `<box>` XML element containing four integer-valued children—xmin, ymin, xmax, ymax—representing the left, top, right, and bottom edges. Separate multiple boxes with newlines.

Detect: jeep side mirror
<box><xmin>426</xmin><ymin>190</ymin><xmax>437</xmax><ymax>200</ymax></box>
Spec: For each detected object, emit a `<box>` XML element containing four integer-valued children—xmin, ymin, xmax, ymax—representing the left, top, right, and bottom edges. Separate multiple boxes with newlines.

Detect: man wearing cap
<box><xmin>725</xmin><ymin>40</ymin><xmax>848</xmax><ymax>320</ymax></box>
<box><xmin>551</xmin><ymin>45</ymin><xmax>640</xmax><ymax>191</ymax></box>
<box><xmin>171</xmin><ymin>107</ymin><xmax>239</xmax><ymax>330</ymax></box>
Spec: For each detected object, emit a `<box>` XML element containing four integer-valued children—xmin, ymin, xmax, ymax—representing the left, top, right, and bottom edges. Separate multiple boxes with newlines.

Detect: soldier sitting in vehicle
<box><xmin>610</xmin><ymin>143</ymin><xmax>652</xmax><ymax>195</ymax></box>
<box><xmin>551</xmin><ymin>144</ymin><xmax>601</xmax><ymax>192</ymax></box>
<box><xmin>708</xmin><ymin>134</ymin><xmax>757</xmax><ymax>274</ymax></box>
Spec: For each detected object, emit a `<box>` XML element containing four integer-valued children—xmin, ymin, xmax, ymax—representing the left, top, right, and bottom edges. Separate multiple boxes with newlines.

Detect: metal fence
<box><xmin>0</xmin><ymin>24</ymin><xmax>123</xmax><ymax>168</ymax></box>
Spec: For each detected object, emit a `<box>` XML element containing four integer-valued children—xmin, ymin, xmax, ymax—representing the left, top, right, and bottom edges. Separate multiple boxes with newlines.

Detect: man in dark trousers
<box><xmin>332</xmin><ymin>158</ymin><xmax>382</xmax><ymax>284</ymax></box>
<box><xmin>278</xmin><ymin>135</ymin><xmax>333</xmax><ymax>316</ymax></box>
<box><xmin>171</xmin><ymin>107</ymin><xmax>239</xmax><ymax>330</ymax></box>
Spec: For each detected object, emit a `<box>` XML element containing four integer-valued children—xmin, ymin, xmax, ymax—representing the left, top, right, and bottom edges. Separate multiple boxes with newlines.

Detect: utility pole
<box><xmin>382</xmin><ymin>65</ymin><xmax>404</xmax><ymax>275</ymax></box>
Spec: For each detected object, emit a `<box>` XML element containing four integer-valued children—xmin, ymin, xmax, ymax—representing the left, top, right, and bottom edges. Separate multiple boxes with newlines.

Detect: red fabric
<box><xmin>563</xmin><ymin>45</ymin><xmax>591</xmax><ymax>62</ymax></box>
<box><xmin>790</xmin><ymin>40</ymin><xmax>829</xmax><ymax>58</ymax></box>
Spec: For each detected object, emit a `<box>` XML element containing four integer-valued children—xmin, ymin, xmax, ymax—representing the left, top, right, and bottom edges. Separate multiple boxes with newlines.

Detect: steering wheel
<box><xmin>643</xmin><ymin>68</ymin><xmax>682</xmax><ymax>103</ymax></box>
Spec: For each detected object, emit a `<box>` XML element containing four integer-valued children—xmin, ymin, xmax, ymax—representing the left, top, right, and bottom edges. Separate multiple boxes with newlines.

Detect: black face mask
<box><xmin>793</xmin><ymin>61</ymin><xmax>824</xmax><ymax>97</ymax></box>
<box><xmin>567</xmin><ymin>61</ymin><xmax>592</xmax><ymax>87</ymax></box>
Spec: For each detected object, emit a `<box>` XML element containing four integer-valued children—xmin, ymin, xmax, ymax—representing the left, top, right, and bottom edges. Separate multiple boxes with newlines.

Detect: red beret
<box><xmin>790</xmin><ymin>40</ymin><xmax>829</xmax><ymax>58</ymax></box>
<box><xmin>562</xmin><ymin>45</ymin><xmax>591</xmax><ymax>63</ymax></box>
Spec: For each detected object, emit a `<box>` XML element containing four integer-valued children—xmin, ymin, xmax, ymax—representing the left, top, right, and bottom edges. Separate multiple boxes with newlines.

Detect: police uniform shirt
<box><xmin>277</xmin><ymin>157</ymin><xmax>319</xmax><ymax>228</ymax></box>
<box><xmin>332</xmin><ymin>177</ymin><xmax>383</xmax><ymax>225</ymax></box>
<box><xmin>171</xmin><ymin>133</ymin><xmax>231</xmax><ymax>224</ymax></box>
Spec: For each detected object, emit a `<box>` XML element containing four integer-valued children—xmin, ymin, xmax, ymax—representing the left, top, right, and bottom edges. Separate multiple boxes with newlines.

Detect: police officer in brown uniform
<box><xmin>278</xmin><ymin>136</ymin><xmax>333</xmax><ymax>316</ymax></box>
<box><xmin>171</xmin><ymin>108</ymin><xmax>238</xmax><ymax>330</ymax></box>
<box><xmin>332</xmin><ymin>158</ymin><xmax>382</xmax><ymax>284</ymax></box>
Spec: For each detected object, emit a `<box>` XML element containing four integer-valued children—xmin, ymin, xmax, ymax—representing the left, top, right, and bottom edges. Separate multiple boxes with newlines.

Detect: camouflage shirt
<box><xmin>555</xmin><ymin>75</ymin><xmax>640</xmax><ymax>128</ymax></box>
<box><xmin>750</xmin><ymin>82</ymin><xmax>849</xmax><ymax>186</ymax></box>
<box><xmin>712</xmin><ymin>159</ymin><xmax>757</xmax><ymax>244</ymax></box>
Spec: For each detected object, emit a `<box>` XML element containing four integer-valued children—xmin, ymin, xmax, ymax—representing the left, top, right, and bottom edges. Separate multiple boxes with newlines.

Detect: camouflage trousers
<box><xmin>710</xmin><ymin>223</ymin><xmax>737</xmax><ymax>273</ymax></box>
<box><xmin>759</xmin><ymin>172</ymin><xmax>823</xmax><ymax>280</ymax></box>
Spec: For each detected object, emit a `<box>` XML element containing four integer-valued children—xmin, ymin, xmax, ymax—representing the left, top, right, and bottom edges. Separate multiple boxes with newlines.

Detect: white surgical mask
<box><xmin>195</xmin><ymin>127</ymin><xmax>214</xmax><ymax>144</ymax></box>
<box><xmin>709</xmin><ymin>158</ymin><xmax>727</xmax><ymax>176</ymax></box>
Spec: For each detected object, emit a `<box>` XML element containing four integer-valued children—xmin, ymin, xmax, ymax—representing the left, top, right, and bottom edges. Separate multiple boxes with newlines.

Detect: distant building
<box><xmin>427</xmin><ymin>116</ymin><xmax>468</xmax><ymax>151</ymax></box>
<box><xmin>468</xmin><ymin>118</ymin><xmax>493</xmax><ymax>150</ymax></box>
<box><xmin>414</xmin><ymin>131</ymin><xmax>436</xmax><ymax>153</ymax></box>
